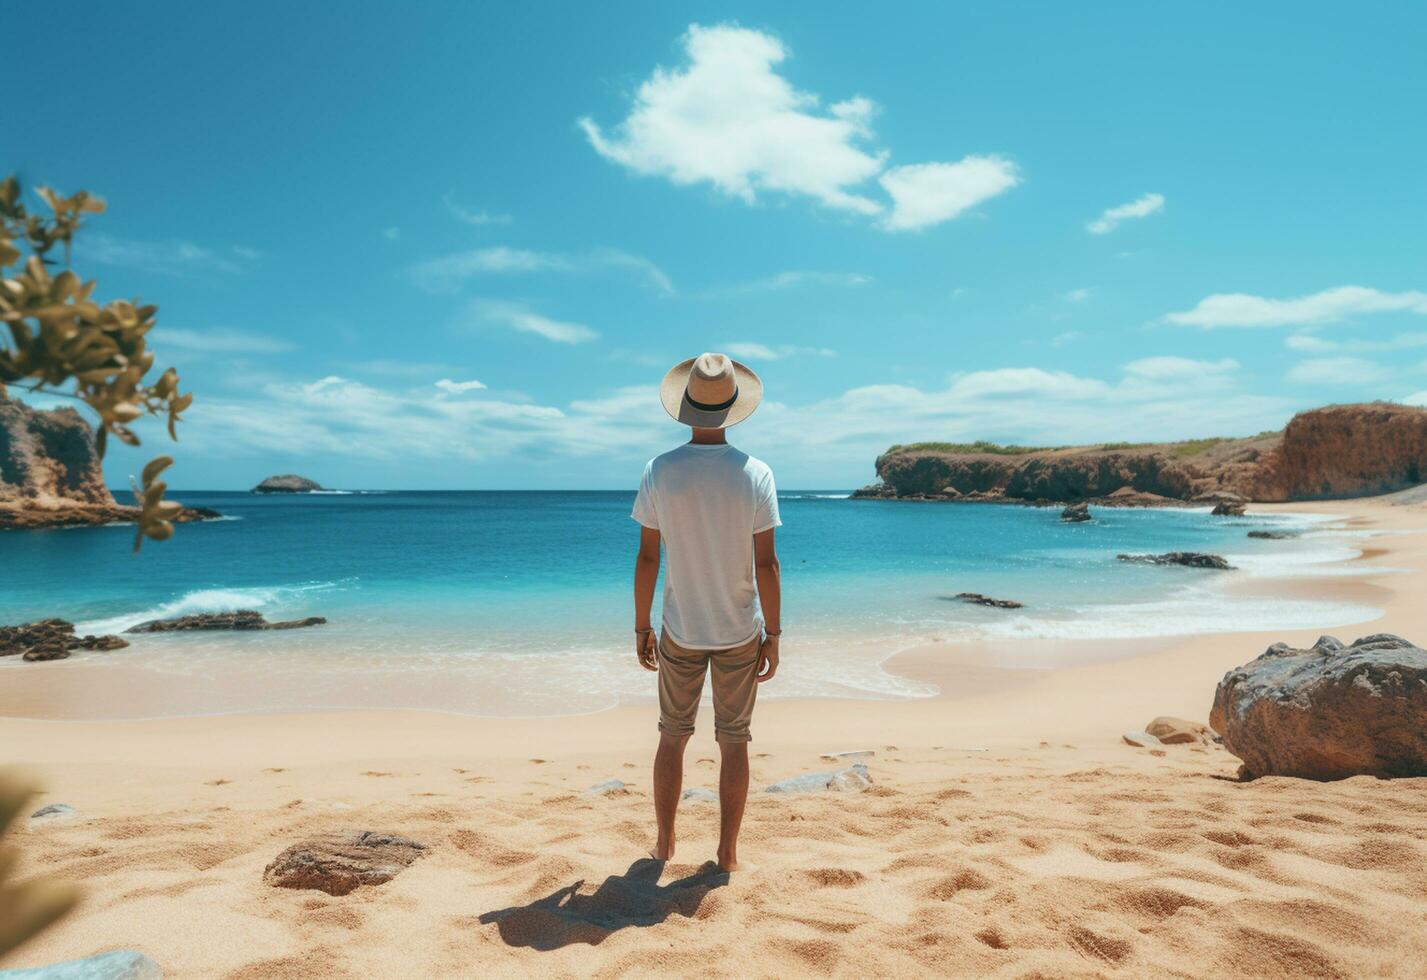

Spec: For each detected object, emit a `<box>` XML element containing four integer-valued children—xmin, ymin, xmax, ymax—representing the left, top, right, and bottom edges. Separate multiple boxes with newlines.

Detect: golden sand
<box><xmin>4</xmin><ymin>497</ymin><xmax>1426</xmax><ymax>977</ymax></box>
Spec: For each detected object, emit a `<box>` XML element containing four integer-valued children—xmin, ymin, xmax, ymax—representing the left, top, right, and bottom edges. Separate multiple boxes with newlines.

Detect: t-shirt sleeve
<box><xmin>631</xmin><ymin>462</ymin><xmax>659</xmax><ymax>529</ymax></box>
<box><xmin>753</xmin><ymin>467</ymin><xmax>781</xmax><ymax>533</ymax></box>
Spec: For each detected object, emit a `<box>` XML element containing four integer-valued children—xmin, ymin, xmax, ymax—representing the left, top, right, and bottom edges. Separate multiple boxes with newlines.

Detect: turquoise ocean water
<box><xmin>0</xmin><ymin>491</ymin><xmax>1379</xmax><ymax>717</ymax></box>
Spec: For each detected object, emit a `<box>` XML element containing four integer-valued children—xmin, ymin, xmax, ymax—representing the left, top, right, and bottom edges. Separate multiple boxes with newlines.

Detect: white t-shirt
<box><xmin>631</xmin><ymin>443</ymin><xmax>781</xmax><ymax>650</ymax></box>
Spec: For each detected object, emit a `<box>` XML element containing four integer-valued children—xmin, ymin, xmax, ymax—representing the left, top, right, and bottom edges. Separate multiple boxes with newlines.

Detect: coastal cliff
<box><xmin>0</xmin><ymin>390</ymin><xmax>217</xmax><ymax>530</ymax></box>
<box><xmin>857</xmin><ymin>402</ymin><xmax>1427</xmax><ymax>505</ymax></box>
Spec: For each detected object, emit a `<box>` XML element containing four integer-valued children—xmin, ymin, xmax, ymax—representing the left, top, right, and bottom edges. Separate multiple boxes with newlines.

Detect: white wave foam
<box><xmin>79</xmin><ymin>581</ymin><xmax>340</xmax><ymax>634</ymax></box>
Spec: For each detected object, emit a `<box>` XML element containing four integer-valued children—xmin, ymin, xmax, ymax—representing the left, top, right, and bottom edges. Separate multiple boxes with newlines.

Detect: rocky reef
<box><xmin>855</xmin><ymin>402</ymin><xmax>1427</xmax><ymax>505</ymax></box>
<box><xmin>253</xmin><ymin>474</ymin><xmax>324</xmax><ymax>493</ymax></box>
<box><xmin>1</xmin><ymin>619</ymin><xmax>129</xmax><ymax>662</ymax></box>
<box><xmin>0</xmin><ymin>390</ymin><xmax>219</xmax><ymax>530</ymax></box>
<box><xmin>125</xmin><ymin>611</ymin><xmax>327</xmax><ymax>633</ymax></box>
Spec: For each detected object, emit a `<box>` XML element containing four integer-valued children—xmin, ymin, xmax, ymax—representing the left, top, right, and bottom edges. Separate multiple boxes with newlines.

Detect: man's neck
<box><xmin>688</xmin><ymin>427</ymin><xmax>727</xmax><ymax>445</ymax></box>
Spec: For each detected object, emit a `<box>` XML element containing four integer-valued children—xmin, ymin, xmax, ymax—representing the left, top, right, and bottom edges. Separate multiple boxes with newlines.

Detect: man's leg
<box><xmin>716</xmin><ymin>740</ymin><xmax>750</xmax><ymax>871</ymax></box>
<box><xmin>709</xmin><ymin>636</ymin><xmax>761</xmax><ymax>872</ymax></box>
<box><xmin>652</xmin><ymin>731</ymin><xmax>689</xmax><ymax>861</ymax></box>
<box><xmin>653</xmin><ymin>633</ymin><xmax>707</xmax><ymax>862</ymax></box>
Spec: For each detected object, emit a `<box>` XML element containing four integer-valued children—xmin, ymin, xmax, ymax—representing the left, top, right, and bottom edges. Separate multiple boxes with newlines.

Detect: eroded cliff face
<box><xmin>861</xmin><ymin>403</ymin><xmax>1427</xmax><ymax>504</ymax></box>
<box><xmin>1272</xmin><ymin>403</ymin><xmax>1427</xmax><ymax>500</ymax></box>
<box><xmin>0</xmin><ymin>390</ymin><xmax>116</xmax><ymax>511</ymax></box>
<box><xmin>0</xmin><ymin>389</ymin><xmax>217</xmax><ymax>529</ymax></box>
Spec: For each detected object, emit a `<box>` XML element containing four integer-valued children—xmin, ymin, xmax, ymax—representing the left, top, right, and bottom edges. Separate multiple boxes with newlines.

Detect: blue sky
<box><xmin>8</xmin><ymin>2</ymin><xmax>1426</xmax><ymax>489</ymax></box>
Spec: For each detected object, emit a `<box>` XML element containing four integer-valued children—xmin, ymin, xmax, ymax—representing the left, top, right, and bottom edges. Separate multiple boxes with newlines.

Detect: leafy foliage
<box><xmin>0</xmin><ymin>769</ymin><xmax>81</xmax><ymax>960</ymax></box>
<box><xmin>0</xmin><ymin>175</ymin><xmax>190</xmax><ymax>550</ymax></box>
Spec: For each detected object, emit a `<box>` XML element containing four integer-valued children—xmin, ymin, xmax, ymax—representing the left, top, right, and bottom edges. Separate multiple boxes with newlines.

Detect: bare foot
<box><xmin>716</xmin><ymin>850</ymin><xmax>739</xmax><ymax>872</ymax></box>
<box><xmin>651</xmin><ymin>839</ymin><xmax>675</xmax><ymax>861</ymax></box>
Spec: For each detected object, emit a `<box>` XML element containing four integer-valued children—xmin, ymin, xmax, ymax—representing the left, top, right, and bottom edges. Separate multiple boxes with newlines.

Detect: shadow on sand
<box><xmin>479</xmin><ymin>857</ymin><xmax>728</xmax><ymax>949</ymax></box>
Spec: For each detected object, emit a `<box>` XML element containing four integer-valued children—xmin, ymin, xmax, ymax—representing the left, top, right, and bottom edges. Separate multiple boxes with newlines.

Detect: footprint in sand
<box><xmin>362</xmin><ymin>771</ymin><xmax>395</xmax><ymax>778</ymax></box>
<box><xmin>205</xmin><ymin>779</ymin><xmax>232</xmax><ymax>786</ymax></box>
<box><xmin>263</xmin><ymin>767</ymin><xmax>286</xmax><ymax>774</ymax></box>
<box><xmin>529</xmin><ymin>759</ymin><xmax>549</xmax><ymax>765</ymax></box>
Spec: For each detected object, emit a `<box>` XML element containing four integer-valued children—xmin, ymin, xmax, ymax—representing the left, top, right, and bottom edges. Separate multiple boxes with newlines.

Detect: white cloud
<box><xmin>82</xmin><ymin>234</ymin><xmax>258</xmax><ymax>276</ymax></box>
<box><xmin>1122</xmin><ymin>356</ymin><xmax>1238</xmax><ymax>380</ymax></box>
<box><xmin>1050</xmin><ymin>331</ymin><xmax>1084</xmax><ymax>346</ymax></box>
<box><xmin>722</xmin><ymin>342</ymin><xmax>836</xmax><ymax>361</ymax></box>
<box><xmin>435</xmin><ymin>378</ymin><xmax>487</xmax><ymax>394</ymax></box>
<box><xmin>878</xmin><ymin>157</ymin><xmax>1020</xmax><ymax>231</ymax></box>
<box><xmin>1285</xmin><ymin>357</ymin><xmax>1391</xmax><ymax>385</ymax></box>
<box><xmin>580</xmin><ymin>23</ymin><xmax>1017</xmax><ymax>231</ymax></box>
<box><xmin>475</xmin><ymin>302</ymin><xmax>598</xmax><ymax>344</ymax></box>
<box><xmin>1086</xmin><ymin>193</ymin><xmax>1165</xmax><ymax>235</ymax></box>
<box><xmin>410</xmin><ymin>246</ymin><xmax>672</xmax><ymax>294</ymax></box>
<box><xmin>157</xmin><ymin>327</ymin><xmax>293</xmax><ymax>354</ymax></box>
<box><xmin>1286</xmin><ymin>331</ymin><xmax>1427</xmax><ymax>354</ymax></box>
<box><xmin>701</xmin><ymin>269</ymin><xmax>872</xmax><ymax>297</ymax></box>
<box><xmin>1063</xmin><ymin>288</ymin><xmax>1092</xmax><ymax>303</ymax></box>
<box><xmin>442</xmin><ymin>194</ymin><xmax>512</xmax><ymax>226</ymax></box>
<box><xmin>1167</xmin><ymin>286</ymin><xmax>1427</xmax><ymax>329</ymax></box>
<box><xmin>1402</xmin><ymin>391</ymin><xmax>1427</xmax><ymax>407</ymax></box>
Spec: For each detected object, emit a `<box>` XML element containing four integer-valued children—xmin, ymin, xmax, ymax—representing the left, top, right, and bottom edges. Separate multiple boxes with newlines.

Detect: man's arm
<box><xmin>634</xmin><ymin>525</ymin><xmax>661</xmax><ymax>671</ymax></box>
<box><xmin>753</xmin><ymin>527</ymin><xmax>780</xmax><ymax>683</ymax></box>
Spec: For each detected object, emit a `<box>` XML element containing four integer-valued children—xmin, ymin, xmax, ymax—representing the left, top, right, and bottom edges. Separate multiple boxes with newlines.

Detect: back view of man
<box><xmin>632</xmin><ymin>352</ymin><xmax>782</xmax><ymax>872</ymax></box>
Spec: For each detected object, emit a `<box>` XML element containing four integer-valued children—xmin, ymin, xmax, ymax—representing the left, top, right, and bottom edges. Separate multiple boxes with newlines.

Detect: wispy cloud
<box><xmin>443</xmin><ymin>194</ymin><xmax>512</xmax><ymax>226</ymax></box>
<box><xmin>1166</xmin><ymin>286</ymin><xmax>1427</xmax><ymax>329</ymax></box>
<box><xmin>697</xmin><ymin>269</ymin><xmax>872</xmax><ymax>298</ymax></box>
<box><xmin>722</xmin><ymin>342</ymin><xmax>836</xmax><ymax>361</ymax></box>
<box><xmin>382</xmin><ymin>227</ymin><xmax>401</xmax><ymax>241</ymax></box>
<box><xmin>1285</xmin><ymin>357</ymin><xmax>1392</xmax><ymax>385</ymax></box>
<box><xmin>157</xmin><ymin>327</ymin><xmax>292</xmax><ymax>353</ymax></box>
<box><xmin>435</xmin><ymin>378</ymin><xmax>487</xmax><ymax>394</ymax></box>
<box><xmin>82</xmin><ymin>234</ymin><xmax>259</xmax><ymax>276</ymax></box>
<box><xmin>1087</xmin><ymin>193</ymin><xmax>1164</xmax><ymax>235</ymax></box>
<box><xmin>1285</xmin><ymin>331</ymin><xmax>1427</xmax><ymax>354</ymax></box>
<box><xmin>474</xmin><ymin>301</ymin><xmax>599</xmax><ymax>344</ymax></box>
<box><xmin>1063</xmin><ymin>287</ymin><xmax>1092</xmax><ymax>303</ymax></box>
<box><xmin>579</xmin><ymin>23</ymin><xmax>1018</xmax><ymax>232</ymax></box>
<box><xmin>410</xmin><ymin>246</ymin><xmax>672</xmax><ymax>294</ymax></box>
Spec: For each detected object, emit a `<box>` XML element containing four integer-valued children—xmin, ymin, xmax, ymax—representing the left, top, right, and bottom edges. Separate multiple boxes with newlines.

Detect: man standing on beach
<box><xmin>632</xmin><ymin>352</ymin><xmax>782</xmax><ymax>873</ymax></box>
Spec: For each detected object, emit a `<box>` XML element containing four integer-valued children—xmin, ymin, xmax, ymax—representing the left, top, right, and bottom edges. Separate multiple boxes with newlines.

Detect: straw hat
<box><xmin>659</xmin><ymin>352</ymin><xmax>763</xmax><ymax>429</ymax></box>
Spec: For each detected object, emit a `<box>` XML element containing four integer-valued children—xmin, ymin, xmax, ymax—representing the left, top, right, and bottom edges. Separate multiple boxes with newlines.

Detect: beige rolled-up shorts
<box><xmin>657</xmin><ymin>631</ymin><xmax>762</xmax><ymax>743</ymax></box>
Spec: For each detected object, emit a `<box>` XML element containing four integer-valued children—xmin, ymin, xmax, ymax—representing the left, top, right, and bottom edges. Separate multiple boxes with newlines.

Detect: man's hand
<box><xmin>636</xmin><ymin>630</ymin><xmax>658</xmax><ymax>672</ymax></box>
<box><xmin>756</xmin><ymin>634</ymin><xmax>779</xmax><ymax>684</ymax></box>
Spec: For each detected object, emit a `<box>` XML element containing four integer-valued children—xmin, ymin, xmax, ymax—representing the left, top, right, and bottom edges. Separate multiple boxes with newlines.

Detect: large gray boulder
<box><xmin>1210</xmin><ymin>634</ymin><xmax>1427</xmax><ymax>779</ymax></box>
<box><xmin>2</xmin><ymin>950</ymin><xmax>162</xmax><ymax>979</ymax></box>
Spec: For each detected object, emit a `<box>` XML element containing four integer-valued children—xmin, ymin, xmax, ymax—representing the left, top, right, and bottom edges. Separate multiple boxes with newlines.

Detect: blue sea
<box><xmin>0</xmin><ymin>492</ymin><xmax>1379</xmax><ymax>718</ymax></box>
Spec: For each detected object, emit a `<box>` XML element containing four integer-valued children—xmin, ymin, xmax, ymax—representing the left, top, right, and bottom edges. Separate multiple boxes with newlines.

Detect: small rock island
<box><xmin>252</xmin><ymin>474</ymin><xmax>325</xmax><ymax>494</ymax></box>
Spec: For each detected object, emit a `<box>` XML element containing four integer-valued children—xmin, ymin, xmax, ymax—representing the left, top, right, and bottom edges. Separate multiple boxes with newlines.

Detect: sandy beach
<box><xmin>5</xmin><ymin>496</ymin><xmax>1427</xmax><ymax>978</ymax></box>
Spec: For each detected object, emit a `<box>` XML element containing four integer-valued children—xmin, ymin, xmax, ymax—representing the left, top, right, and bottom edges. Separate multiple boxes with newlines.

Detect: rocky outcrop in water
<box><xmin>252</xmin><ymin>474</ymin><xmax>323</xmax><ymax>493</ymax></box>
<box><xmin>1248</xmin><ymin>530</ymin><xmax>1297</xmax><ymax>540</ymax></box>
<box><xmin>0</xmin><ymin>389</ymin><xmax>219</xmax><ymax>530</ymax></box>
<box><xmin>0</xmin><ymin>618</ymin><xmax>129</xmax><ymax>661</ymax></box>
<box><xmin>1211</xmin><ymin>501</ymin><xmax>1247</xmax><ymax>516</ymax></box>
<box><xmin>858</xmin><ymin>402</ymin><xmax>1427</xmax><ymax>504</ymax></box>
<box><xmin>124</xmin><ymin>610</ymin><xmax>327</xmax><ymax>633</ymax></box>
<box><xmin>1061</xmin><ymin>502</ymin><xmax>1091</xmax><ymax>522</ymax></box>
<box><xmin>264</xmin><ymin>832</ymin><xmax>427</xmax><ymax>895</ymax></box>
<box><xmin>952</xmin><ymin>593</ymin><xmax>1024</xmax><ymax>609</ymax></box>
<box><xmin>1210</xmin><ymin>634</ymin><xmax>1427</xmax><ymax>780</ymax></box>
<box><xmin>1117</xmin><ymin>552</ymin><xmax>1234</xmax><ymax>570</ymax></box>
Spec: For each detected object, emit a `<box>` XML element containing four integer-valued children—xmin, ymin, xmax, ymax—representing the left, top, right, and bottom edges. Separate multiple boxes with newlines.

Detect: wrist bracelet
<box><xmin>635</xmin><ymin>628</ymin><xmax>653</xmax><ymax>635</ymax></box>
<box><xmin>765</xmin><ymin>629</ymin><xmax>782</xmax><ymax>636</ymax></box>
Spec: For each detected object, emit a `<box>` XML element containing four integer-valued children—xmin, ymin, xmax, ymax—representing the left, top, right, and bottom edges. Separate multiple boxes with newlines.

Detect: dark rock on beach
<box><xmin>1061</xmin><ymin>501</ymin><xmax>1091</xmax><ymax>522</ymax></box>
<box><xmin>1117</xmin><ymin>552</ymin><xmax>1234</xmax><ymax>570</ymax></box>
<box><xmin>125</xmin><ymin>610</ymin><xmax>327</xmax><ymax>634</ymax></box>
<box><xmin>1211</xmin><ymin>634</ymin><xmax>1427</xmax><ymax>780</ymax></box>
<box><xmin>252</xmin><ymin>474</ymin><xmax>324</xmax><ymax>493</ymax></box>
<box><xmin>1248</xmin><ymin>530</ymin><xmax>1298</xmax><ymax>539</ymax></box>
<box><xmin>952</xmin><ymin>592</ymin><xmax>1024</xmax><ymax>609</ymax></box>
<box><xmin>1</xmin><ymin>618</ymin><xmax>129</xmax><ymax>661</ymax></box>
<box><xmin>264</xmin><ymin>831</ymin><xmax>427</xmax><ymax>896</ymax></box>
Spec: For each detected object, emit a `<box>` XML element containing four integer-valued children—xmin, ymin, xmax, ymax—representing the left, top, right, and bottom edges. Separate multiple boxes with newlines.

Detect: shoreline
<box><xmin>5</xmin><ymin>495</ymin><xmax>1427</xmax><ymax>976</ymax></box>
